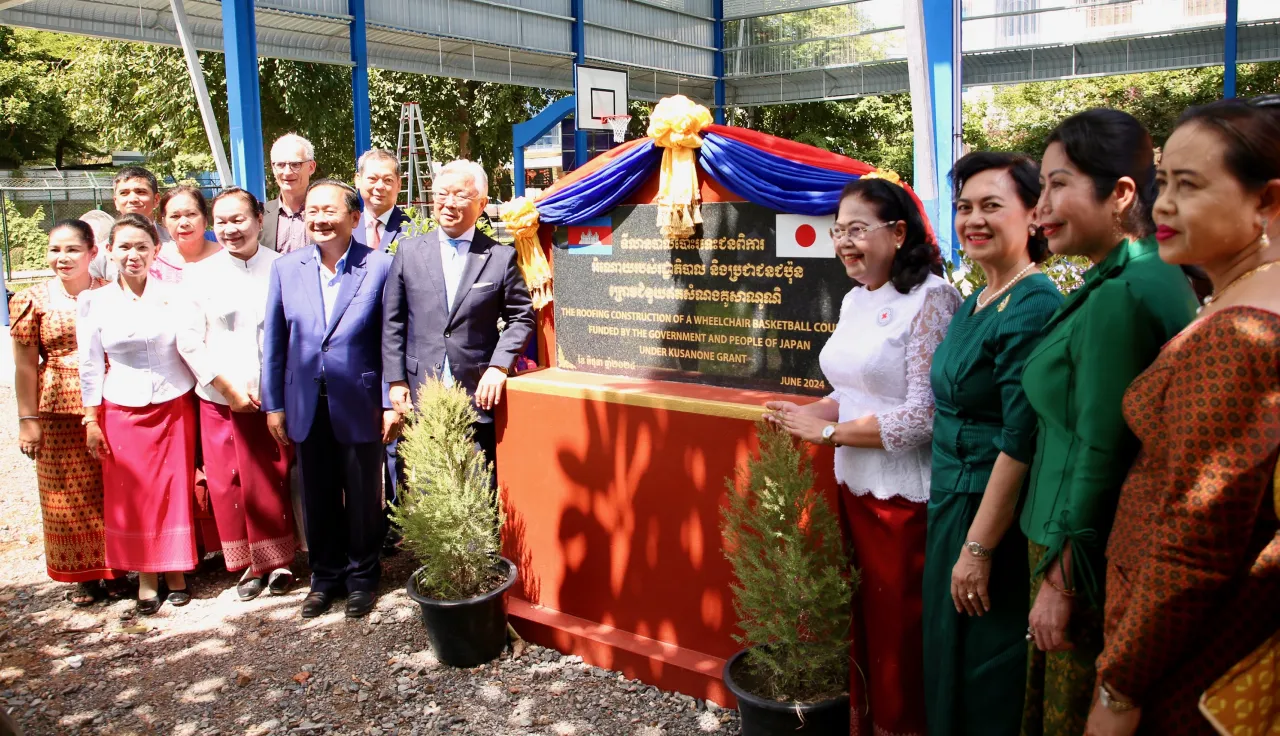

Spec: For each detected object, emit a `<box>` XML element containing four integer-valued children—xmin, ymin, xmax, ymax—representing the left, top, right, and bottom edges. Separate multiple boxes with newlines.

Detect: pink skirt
<box><xmin>101</xmin><ymin>395</ymin><xmax>198</xmax><ymax>573</ymax></box>
<box><xmin>199</xmin><ymin>399</ymin><xmax>295</xmax><ymax>575</ymax></box>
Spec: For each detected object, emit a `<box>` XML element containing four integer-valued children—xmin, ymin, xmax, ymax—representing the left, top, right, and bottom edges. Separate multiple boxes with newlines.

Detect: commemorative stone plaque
<box><xmin>552</xmin><ymin>201</ymin><xmax>851</xmax><ymax>396</ymax></box>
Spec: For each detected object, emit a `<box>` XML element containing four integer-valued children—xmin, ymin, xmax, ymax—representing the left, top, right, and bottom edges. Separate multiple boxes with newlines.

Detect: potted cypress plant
<box><xmin>720</xmin><ymin>421</ymin><xmax>855</xmax><ymax>735</ymax></box>
<box><xmin>395</xmin><ymin>379</ymin><xmax>517</xmax><ymax>668</ymax></box>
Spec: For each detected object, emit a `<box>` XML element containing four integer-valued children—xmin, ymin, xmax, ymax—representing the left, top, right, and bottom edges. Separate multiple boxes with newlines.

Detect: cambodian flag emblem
<box><xmin>566</xmin><ymin>217</ymin><xmax>613</xmax><ymax>255</ymax></box>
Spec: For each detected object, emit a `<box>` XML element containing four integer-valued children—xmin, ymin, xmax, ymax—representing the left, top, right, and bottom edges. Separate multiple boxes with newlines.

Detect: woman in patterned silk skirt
<box><xmin>768</xmin><ymin>177</ymin><xmax>960</xmax><ymax>736</ymax></box>
<box><xmin>1084</xmin><ymin>100</ymin><xmax>1280</xmax><ymax>736</ymax></box>
<box><xmin>11</xmin><ymin>220</ymin><xmax>120</xmax><ymax>605</ymax></box>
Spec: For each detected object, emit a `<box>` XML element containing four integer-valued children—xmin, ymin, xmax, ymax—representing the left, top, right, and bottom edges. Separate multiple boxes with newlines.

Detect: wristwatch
<box><xmin>964</xmin><ymin>540</ymin><xmax>992</xmax><ymax>559</ymax></box>
<box><xmin>1098</xmin><ymin>681</ymin><xmax>1137</xmax><ymax>713</ymax></box>
<box><xmin>821</xmin><ymin>424</ymin><xmax>839</xmax><ymax>447</ymax></box>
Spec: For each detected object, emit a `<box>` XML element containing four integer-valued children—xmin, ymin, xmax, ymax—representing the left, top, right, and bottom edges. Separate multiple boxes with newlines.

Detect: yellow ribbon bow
<box><xmin>647</xmin><ymin>95</ymin><xmax>713</xmax><ymax>239</ymax></box>
<box><xmin>499</xmin><ymin>197</ymin><xmax>553</xmax><ymax>310</ymax></box>
<box><xmin>862</xmin><ymin>168</ymin><xmax>903</xmax><ymax>186</ymax></box>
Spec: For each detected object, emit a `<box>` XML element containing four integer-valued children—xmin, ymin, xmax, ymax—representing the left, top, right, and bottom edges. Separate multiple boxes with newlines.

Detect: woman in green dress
<box><xmin>924</xmin><ymin>152</ymin><xmax>1064</xmax><ymax>736</ymax></box>
<box><xmin>1019</xmin><ymin>109</ymin><xmax>1200</xmax><ymax>736</ymax></box>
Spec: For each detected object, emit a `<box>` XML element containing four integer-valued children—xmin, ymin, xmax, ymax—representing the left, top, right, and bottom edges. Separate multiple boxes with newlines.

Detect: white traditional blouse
<box><xmin>77</xmin><ymin>278</ymin><xmax>197</xmax><ymax>408</ymax></box>
<box><xmin>818</xmin><ymin>273</ymin><xmax>961</xmax><ymax>503</ymax></box>
<box><xmin>176</xmin><ymin>247</ymin><xmax>281</xmax><ymax>405</ymax></box>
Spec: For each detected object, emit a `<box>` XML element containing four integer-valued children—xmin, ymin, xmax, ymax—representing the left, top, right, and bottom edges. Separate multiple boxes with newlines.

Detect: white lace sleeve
<box><xmin>875</xmin><ymin>283</ymin><xmax>961</xmax><ymax>453</ymax></box>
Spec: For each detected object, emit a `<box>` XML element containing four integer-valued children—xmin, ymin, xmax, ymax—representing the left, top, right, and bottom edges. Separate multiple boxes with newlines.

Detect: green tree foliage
<box><xmin>367</xmin><ymin>73</ymin><xmax>556</xmax><ymax>199</ymax></box>
<box><xmin>721</xmin><ymin>421</ymin><xmax>854</xmax><ymax>703</ymax></box>
<box><xmin>731</xmin><ymin>93</ymin><xmax>915</xmax><ymax>181</ymax></box>
<box><xmin>0</xmin><ymin>28</ymin><xmax>96</xmax><ymax>168</ymax></box>
<box><xmin>3</xmin><ymin>200</ymin><xmax>50</xmax><ymax>271</ymax></box>
<box><xmin>392</xmin><ymin>379</ymin><xmax>505</xmax><ymax>601</ymax></box>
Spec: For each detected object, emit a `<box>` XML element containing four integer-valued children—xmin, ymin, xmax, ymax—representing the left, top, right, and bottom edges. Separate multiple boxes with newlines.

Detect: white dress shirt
<box><xmin>818</xmin><ymin>274</ymin><xmax>960</xmax><ymax>503</ymax></box>
<box><xmin>439</xmin><ymin>226</ymin><xmax>476</xmax><ymax>387</ymax></box>
<box><xmin>177</xmin><ymin>247</ymin><xmax>281</xmax><ymax>405</ymax></box>
<box><xmin>77</xmin><ymin>278</ymin><xmax>197</xmax><ymax>408</ymax></box>
<box><xmin>315</xmin><ymin>243</ymin><xmax>352</xmax><ymax>326</ymax></box>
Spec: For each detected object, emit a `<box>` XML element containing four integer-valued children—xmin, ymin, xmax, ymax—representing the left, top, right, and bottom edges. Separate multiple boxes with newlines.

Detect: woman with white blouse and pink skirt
<box><xmin>768</xmin><ymin>177</ymin><xmax>959</xmax><ymax>736</ymax></box>
<box><xmin>77</xmin><ymin>213</ymin><xmax>200</xmax><ymax>616</ymax></box>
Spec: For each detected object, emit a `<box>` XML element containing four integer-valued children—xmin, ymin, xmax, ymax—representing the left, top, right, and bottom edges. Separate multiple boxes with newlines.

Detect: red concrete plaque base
<box><xmin>496</xmin><ymin>368</ymin><xmax>835</xmax><ymax>705</ymax></box>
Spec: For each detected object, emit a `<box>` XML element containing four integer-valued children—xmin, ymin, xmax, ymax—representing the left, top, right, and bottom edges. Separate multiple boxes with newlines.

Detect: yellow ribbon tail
<box><xmin>499</xmin><ymin>196</ymin><xmax>553</xmax><ymax>310</ymax></box>
<box><xmin>656</xmin><ymin>146</ymin><xmax>701</xmax><ymax>239</ymax></box>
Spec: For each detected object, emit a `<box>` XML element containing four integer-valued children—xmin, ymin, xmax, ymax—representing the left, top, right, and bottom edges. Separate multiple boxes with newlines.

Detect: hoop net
<box><xmin>601</xmin><ymin>115</ymin><xmax>632</xmax><ymax>143</ymax></box>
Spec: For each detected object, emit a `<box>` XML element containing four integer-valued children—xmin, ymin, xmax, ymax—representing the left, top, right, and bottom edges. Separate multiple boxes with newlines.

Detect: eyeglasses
<box><xmin>830</xmin><ymin>221</ymin><xmax>896</xmax><ymax>242</ymax></box>
<box><xmin>432</xmin><ymin>191</ymin><xmax>475</xmax><ymax>205</ymax></box>
<box><xmin>271</xmin><ymin>160</ymin><xmax>312</xmax><ymax>172</ymax></box>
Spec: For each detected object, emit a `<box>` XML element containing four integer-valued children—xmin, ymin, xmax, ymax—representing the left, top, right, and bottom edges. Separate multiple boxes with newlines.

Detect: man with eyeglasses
<box><xmin>353</xmin><ymin>148</ymin><xmax>411</xmax><ymax>253</ymax></box>
<box><xmin>382</xmin><ymin>159</ymin><xmax>534</xmax><ymax>486</ymax></box>
<box><xmin>262</xmin><ymin>134</ymin><xmax>317</xmax><ymax>253</ymax></box>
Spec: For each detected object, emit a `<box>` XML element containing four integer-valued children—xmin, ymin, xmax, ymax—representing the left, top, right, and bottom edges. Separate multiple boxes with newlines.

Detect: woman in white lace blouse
<box><xmin>767</xmin><ymin>177</ymin><xmax>960</xmax><ymax>736</ymax></box>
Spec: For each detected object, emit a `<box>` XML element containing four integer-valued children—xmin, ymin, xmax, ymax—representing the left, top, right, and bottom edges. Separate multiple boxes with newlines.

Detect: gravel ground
<box><xmin>0</xmin><ymin>385</ymin><xmax>740</xmax><ymax>736</ymax></box>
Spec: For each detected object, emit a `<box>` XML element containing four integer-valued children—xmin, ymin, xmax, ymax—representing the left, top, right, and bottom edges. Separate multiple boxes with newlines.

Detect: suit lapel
<box><xmin>324</xmin><ymin>243</ymin><xmax>369</xmax><ymax>341</ymax></box>
<box><xmin>447</xmin><ymin>237</ymin><xmax>491</xmax><ymax>327</ymax></box>
<box><xmin>299</xmin><ymin>247</ymin><xmax>325</xmax><ymax>330</ymax></box>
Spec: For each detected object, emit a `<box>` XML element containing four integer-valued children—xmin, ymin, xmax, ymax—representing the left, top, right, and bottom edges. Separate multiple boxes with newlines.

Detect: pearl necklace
<box><xmin>1198</xmin><ymin>260</ymin><xmax>1280</xmax><ymax>314</ymax></box>
<box><xmin>975</xmin><ymin>262</ymin><xmax>1036</xmax><ymax>311</ymax></box>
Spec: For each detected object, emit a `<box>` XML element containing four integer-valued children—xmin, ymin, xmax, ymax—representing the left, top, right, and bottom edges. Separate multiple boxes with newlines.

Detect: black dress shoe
<box><xmin>345</xmin><ymin>591</ymin><xmax>375</xmax><ymax>618</ymax></box>
<box><xmin>300</xmin><ymin>591</ymin><xmax>334</xmax><ymax>619</ymax></box>
<box><xmin>136</xmin><ymin>596</ymin><xmax>162</xmax><ymax>616</ymax></box>
<box><xmin>237</xmin><ymin>577</ymin><xmax>265</xmax><ymax>601</ymax></box>
<box><xmin>166</xmin><ymin>588</ymin><xmax>192</xmax><ymax>607</ymax></box>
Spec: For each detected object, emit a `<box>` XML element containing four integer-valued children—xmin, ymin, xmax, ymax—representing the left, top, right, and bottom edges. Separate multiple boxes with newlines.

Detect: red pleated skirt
<box><xmin>198</xmin><ymin>399</ymin><xmax>295</xmax><ymax>576</ymax></box>
<box><xmin>101</xmin><ymin>394</ymin><xmax>198</xmax><ymax>573</ymax></box>
<box><xmin>840</xmin><ymin>486</ymin><xmax>928</xmax><ymax>736</ymax></box>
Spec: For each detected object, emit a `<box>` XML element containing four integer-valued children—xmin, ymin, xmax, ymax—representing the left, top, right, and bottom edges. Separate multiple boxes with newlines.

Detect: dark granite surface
<box><xmin>552</xmin><ymin>202</ymin><xmax>852</xmax><ymax>396</ymax></box>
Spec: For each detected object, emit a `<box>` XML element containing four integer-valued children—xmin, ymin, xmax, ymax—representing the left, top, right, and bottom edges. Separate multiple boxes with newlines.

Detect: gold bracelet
<box><xmin>1045</xmin><ymin>577</ymin><xmax>1076</xmax><ymax>597</ymax></box>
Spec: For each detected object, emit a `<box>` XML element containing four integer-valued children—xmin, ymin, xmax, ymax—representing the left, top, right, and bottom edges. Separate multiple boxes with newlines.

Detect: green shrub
<box><xmin>721</xmin><ymin>421</ymin><xmax>854</xmax><ymax>703</ymax></box>
<box><xmin>392</xmin><ymin>379</ymin><xmax>505</xmax><ymax>600</ymax></box>
<box><xmin>3</xmin><ymin>200</ymin><xmax>48</xmax><ymax>272</ymax></box>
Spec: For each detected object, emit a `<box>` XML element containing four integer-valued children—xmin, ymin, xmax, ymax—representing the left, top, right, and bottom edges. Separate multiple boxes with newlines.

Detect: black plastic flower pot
<box><xmin>722</xmin><ymin>648</ymin><xmax>850</xmax><ymax>736</ymax></box>
<box><xmin>405</xmin><ymin>557</ymin><xmax>518</xmax><ymax>668</ymax></box>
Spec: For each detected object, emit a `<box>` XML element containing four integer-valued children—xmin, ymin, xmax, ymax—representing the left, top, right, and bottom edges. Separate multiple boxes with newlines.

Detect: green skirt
<box><xmin>923</xmin><ymin>491</ymin><xmax>1030</xmax><ymax>736</ymax></box>
<box><xmin>1021</xmin><ymin>540</ymin><xmax>1104</xmax><ymax>736</ymax></box>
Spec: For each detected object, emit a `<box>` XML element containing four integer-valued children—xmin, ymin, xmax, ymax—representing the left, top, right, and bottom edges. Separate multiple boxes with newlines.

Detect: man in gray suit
<box><xmin>382</xmin><ymin>159</ymin><xmax>534</xmax><ymax>473</ymax></box>
<box><xmin>262</xmin><ymin>134</ymin><xmax>316</xmax><ymax>253</ymax></box>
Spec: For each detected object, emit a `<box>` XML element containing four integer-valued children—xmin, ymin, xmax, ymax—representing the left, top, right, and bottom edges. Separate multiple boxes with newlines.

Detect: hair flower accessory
<box><xmin>862</xmin><ymin>168</ymin><xmax>903</xmax><ymax>187</ymax></box>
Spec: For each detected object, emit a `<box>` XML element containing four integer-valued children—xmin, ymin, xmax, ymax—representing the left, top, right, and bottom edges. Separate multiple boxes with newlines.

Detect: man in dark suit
<box><xmin>353</xmin><ymin>148</ymin><xmax>412</xmax><ymax>253</ymax></box>
<box><xmin>261</xmin><ymin>134</ymin><xmax>317</xmax><ymax>253</ymax></box>
<box><xmin>383</xmin><ymin>159</ymin><xmax>534</xmax><ymax>477</ymax></box>
<box><xmin>262</xmin><ymin>179</ymin><xmax>401</xmax><ymax>619</ymax></box>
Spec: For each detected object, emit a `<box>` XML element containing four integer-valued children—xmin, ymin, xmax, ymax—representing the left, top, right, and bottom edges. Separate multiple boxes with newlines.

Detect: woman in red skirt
<box><xmin>77</xmin><ymin>213</ymin><xmax>199</xmax><ymax>616</ymax></box>
<box><xmin>768</xmin><ymin>177</ymin><xmax>960</xmax><ymax>736</ymax></box>
<box><xmin>177</xmin><ymin>188</ymin><xmax>296</xmax><ymax>600</ymax></box>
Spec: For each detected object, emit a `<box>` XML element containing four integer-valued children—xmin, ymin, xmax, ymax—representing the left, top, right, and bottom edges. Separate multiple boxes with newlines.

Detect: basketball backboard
<box><xmin>575</xmin><ymin>65</ymin><xmax>628</xmax><ymax>132</ymax></box>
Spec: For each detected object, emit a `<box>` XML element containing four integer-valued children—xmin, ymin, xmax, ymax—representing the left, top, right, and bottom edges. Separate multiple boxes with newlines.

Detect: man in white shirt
<box><xmin>353</xmin><ymin>148</ymin><xmax>411</xmax><ymax>253</ymax></box>
<box><xmin>178</xmin><ymin>188</ymin><xmax>296</xmax><ymax>600</ymax></box>
<box><xmin>261</xmin><ymin>180</ymin><xmax>399</xmax><ymax>619</ymax></box>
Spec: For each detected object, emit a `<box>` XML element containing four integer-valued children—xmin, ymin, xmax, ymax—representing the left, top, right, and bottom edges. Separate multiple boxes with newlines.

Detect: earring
<box><xmin>1261</xmin><ymin>219</ymin><xmax>1271</xmax><ymax>249</ymax></box>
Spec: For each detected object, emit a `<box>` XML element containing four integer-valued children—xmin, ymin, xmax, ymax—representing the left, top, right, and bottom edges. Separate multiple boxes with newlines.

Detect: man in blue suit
<box><xmin>383</xmin><ymin>160</ymin><xmax>534</xmax><ymax>480</ymax></box>
<box><xmin>353</xmin><ymin>148</ymin><xmax>412</xmax><ymax>253</ymax></box>
<box><xmin>262</xmin><ymin>179</ymin><xmax>401</xmax><ymax>619</ymax></box>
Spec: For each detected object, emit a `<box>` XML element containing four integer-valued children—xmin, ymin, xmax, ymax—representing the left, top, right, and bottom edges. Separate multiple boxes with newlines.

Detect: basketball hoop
<box><xmin>600</xmin><ymin>115</ymin><xmax>632</xmax><ymax>143</ymax></box>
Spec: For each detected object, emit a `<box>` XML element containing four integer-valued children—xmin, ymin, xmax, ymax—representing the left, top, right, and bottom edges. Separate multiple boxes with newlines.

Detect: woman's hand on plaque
<box><xmin>763</xmin><ymin>400</ymin><xmax>800</xmax><ymax>426</ymax></box>
<box><xmin>770</xmin><ymin>406</ymin><xmax>827</xmax><ymax>445</ymax></box>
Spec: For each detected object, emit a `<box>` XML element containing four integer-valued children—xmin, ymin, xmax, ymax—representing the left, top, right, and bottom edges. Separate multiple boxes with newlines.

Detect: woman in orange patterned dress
<box><xmin>11</xmin><ymin>220</ymin><xmax>120</xmax><ymax>605</ymax></box>
<box><xmin>1086</xmin><ymin>100</ymin><xmax>1280</xmax><ymax>736</ymax></box>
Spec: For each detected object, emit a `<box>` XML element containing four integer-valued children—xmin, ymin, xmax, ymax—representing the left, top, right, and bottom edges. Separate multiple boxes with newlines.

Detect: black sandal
<box><xmin>267</xmin><ymin>569</ymin><xmax>294</xmax><ymax>596</ymax></box>
<box><xmin>102</xmin><ymin>577</ymin><xmax>132</xmax><ymax>600</ymax></box>
<box><xmin>70</xmin><ymin>583</ymin><xmax>99</xmax><ymax>608</ymax></box>
<box><xmin>237</xmin><ymin>577</ymin><xmax>265</xmax><ymax>601</ymax></box>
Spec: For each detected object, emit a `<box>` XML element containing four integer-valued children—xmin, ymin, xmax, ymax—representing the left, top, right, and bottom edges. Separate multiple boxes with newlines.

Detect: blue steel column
<box><xmin>1224</xmin><ymin>0</ymin><xmax>1239</xmax><ymax>97</ymax></box>
<box><xmin>222</xmin><ymin>0</ymin><xmax>266</xmax><ymax>200</ymax></box>
<box><xmin>571</xmin><ymin>0</ymin><xmax>588</xmax><ymax>168</ymax></box>
<box><xmin>921</xmin><ymin>0</ymin><xmax>957</xmax><ymax>261</ymax></box>
<box><xmin>713</xmin><ymin>0</ymin><xmax>725</xmax><ymax>124</ymax></box>
<box><xmin>350</xmin><ymin>0</ymin><xmax>372</xmax><ymax>159</ymax></box>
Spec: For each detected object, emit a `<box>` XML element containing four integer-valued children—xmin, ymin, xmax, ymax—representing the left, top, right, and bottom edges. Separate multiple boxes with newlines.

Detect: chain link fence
<box><xmin>1</xmin><ymin>171</ymin><xmax>222</xmax><ymax>281</ymax></box>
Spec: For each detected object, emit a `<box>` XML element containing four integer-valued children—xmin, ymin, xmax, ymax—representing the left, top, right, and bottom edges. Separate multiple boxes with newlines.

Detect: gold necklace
<box><xmin>1200</xmin><ymin>260</ymin><xmax>1280</xmax><ymax>312</ymax></box>
<box><xmin>975</xmin><ymin>262</ymin><xmax>1036</xmax><ymax>311</ymax></box>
